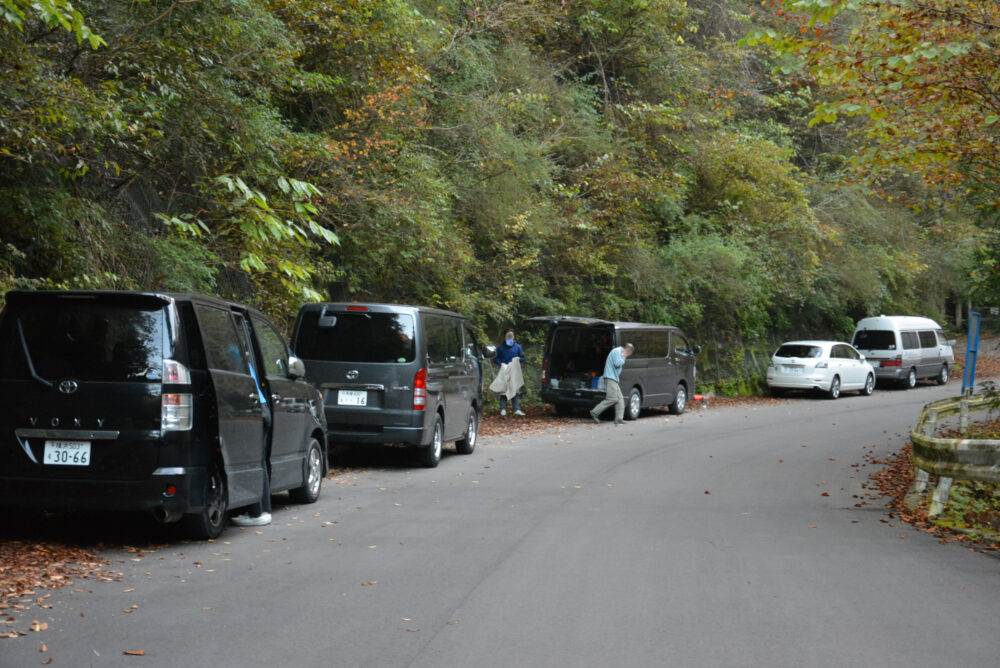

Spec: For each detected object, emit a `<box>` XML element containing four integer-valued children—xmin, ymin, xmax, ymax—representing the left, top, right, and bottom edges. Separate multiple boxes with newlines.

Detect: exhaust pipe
<box><xmin>152</xmin><ymin>508</ymin><xmax>182</xmax><ymax>524</ymax></box>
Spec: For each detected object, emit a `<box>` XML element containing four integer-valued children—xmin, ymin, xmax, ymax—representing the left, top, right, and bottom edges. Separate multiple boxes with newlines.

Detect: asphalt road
<box><xmin>4</xmin><ymin>381</ymin><xmax>999</xmax><ymax>667</ymax></box>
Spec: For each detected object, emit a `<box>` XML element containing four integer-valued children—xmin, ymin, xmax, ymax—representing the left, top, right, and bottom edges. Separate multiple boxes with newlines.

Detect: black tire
<box><xmin>936</xmin><ymin>365</ymin><xmax>949</xmax><ymax>385</ymax></box>
<box><xmin>455</xmin><ymin>409</ymin><xmax>478</xmax><ymax>455</ymax></box>
<box><xmin>668</xmin><ymin>384</ymin><xmax>687</xmax><ymax>415</ymax></box>
<box><xmin>625</xmin><ymin>388</ymin><xmax>642</xmax><ymax>420</ymax></box>
<box><xmin>827</xmin><ymin>376</ymin><xmax>841</xmax><ymax>400</ymax></box>
<box><xmin>183</xmin><ymin>459</ymin><xmax>228</xmax><ymax>540</ymax></box>
<box><xmin>420</xmin><ymin>415</ymin><xmax>444</xmax><ymax>468</ymax></box>
<box><xmin>903</xmin><ymin>367</ymin><xmax>917</xmax><ymax>389</ymax></box>
<box><xmin>289</xmin><ymin>438</ymin><xmax>324</xmax><ymax>504</ymax></box>
<box><xmin>554</xmin><ymin>403</ymin><xmax>574</xmax><ymax>417</ymax></box>
<box><xmin>861</xmin><ymin>373</ymin><xmax>875</xmax><ymax>396</ymax></box>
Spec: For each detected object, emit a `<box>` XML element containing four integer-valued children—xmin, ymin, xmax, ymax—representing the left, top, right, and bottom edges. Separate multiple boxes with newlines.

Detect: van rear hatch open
<box><xmin>0</xmin><ymin>292</ymin><xmax>172</xmax><ymax>482</ymax></box>
<box><xmin>524</xmin><ymin>317</ymin><xmax>615</xmax><ymax>403</ymax></box>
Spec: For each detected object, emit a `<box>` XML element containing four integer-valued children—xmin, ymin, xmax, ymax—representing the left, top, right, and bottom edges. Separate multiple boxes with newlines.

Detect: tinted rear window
<box><xmin>295</xmin><ymin>310</ymin><xmax>416</xmax><ymax>363</ymax></box>
<box><xmin>853</xmin><ymin>329</ymin><xmax>896</xmax><ymax>350</ymax></box>
<box><xmin>0</xmin><ymin>302</ymin><xmax>165</xmax><ymax>382</ymax></box>
<box><xmin>775</xmin><ymin>344</ymin><xmax>823</xmax><ymax>359</ymax></box>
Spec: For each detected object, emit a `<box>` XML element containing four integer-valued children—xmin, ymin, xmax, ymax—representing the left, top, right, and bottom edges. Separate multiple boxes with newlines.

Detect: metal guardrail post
<box><xmin>961</xmin><ymin>312</ymin><xmax>980</xmax><ymax>397</ymax></box>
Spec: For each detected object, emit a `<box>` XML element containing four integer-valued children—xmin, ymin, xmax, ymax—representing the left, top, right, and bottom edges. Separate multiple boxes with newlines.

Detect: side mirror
<box><xmin>692</xmin><ymin>345</ymin><xmax>702</xmax><ymax>355</ymax></box>
<box><xmin>859</xmin><ymin>354</ymin><xmax>866</xmax><ymax>362</ymax></box>
<box><xmin>288</xmin><ymin>355</ymin><xmax>306</xmax><ymax>379</ymax></box>
<box><xmin>482</xmin><ymin>345</ymin><xmax>497</xmax><ymax>360</ymax></box>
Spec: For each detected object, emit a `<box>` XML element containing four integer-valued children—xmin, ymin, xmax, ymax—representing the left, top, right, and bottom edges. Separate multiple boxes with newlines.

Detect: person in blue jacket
<box><xmin>494</xmin><ymin>329</ymin><xmax>526</xmax><ymax>416</ymax></box>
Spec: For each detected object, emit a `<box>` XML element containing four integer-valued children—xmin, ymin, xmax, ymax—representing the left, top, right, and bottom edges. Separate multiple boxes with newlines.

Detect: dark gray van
<box><xmin>0</xmin><ymin>290</ymin><xmax>327</xmax><ymax>539</ymax></box>
<box><xmin>291</xmin><ymin>303</ymin><xmax>493</xmax><ymax>468</ymax></box>
<box><xmin>529</xmin><ymin>317</ymin><xmax>699</xmax><ymax>419</ymax></box>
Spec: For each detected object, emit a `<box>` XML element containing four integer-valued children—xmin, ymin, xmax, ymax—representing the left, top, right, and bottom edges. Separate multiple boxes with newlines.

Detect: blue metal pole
<box><xmin>961</xmin><ymin>312</ymin><xmax>981</xmax><ymax>396</ymax></box>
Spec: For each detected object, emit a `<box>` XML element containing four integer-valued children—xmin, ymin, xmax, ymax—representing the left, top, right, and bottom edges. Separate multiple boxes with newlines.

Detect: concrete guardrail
<box><xmin>909</xmin><ymin>394</ymin><xmax>1000</xmax><ymax>516</ymax></box>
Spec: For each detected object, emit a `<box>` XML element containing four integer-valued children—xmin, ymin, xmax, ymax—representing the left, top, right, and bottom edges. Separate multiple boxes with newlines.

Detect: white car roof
<box><xmin>854</xmin><ymin>315</ymin><xmax>942</xmax><ymax>330</ymax></box>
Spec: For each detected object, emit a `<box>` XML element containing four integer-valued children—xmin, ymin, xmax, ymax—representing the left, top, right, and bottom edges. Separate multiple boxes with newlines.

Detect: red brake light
<box><xmin>882</xmin><ymin>355</ymin><xmax>903</xmax><ymax>367</ymax></box>
<box><xmin>346</xmin><ymin>305</ymin><xmax>369</xmax><ymax>311</ymax></box>
<box><xmin>413</xmin><ymin>368</ymin><xmax>427</xmax><ymax>410</ymax></box>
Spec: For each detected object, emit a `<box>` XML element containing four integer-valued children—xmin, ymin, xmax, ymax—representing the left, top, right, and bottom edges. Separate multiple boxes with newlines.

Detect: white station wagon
<box><xmin>766</xmin><ymin>341</ymin><xmax>876</xmax><ymax>399</ymax></box>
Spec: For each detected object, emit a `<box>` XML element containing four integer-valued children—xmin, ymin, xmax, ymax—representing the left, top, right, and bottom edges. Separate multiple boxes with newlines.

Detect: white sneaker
<box><xmin>500</xmin><ymin>409</ymin><xmax>507</xmax><ymax>416</ymax></box>
<box><xmin>232</xmin><ymin>512</ymin><xmax>272</xmax><ymax>527</ymax></box>
<box><xmin>514</xmin><ymin>410</ymin><xmax>526</xmax><ymax>416</ymax></box>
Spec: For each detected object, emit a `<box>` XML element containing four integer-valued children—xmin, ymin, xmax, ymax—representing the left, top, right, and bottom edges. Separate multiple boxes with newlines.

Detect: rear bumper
<box><xmin>540</xmin><ymin>387</ymin><xmax>604</xmax><ymax>408</ymax></box>
<box><xmin>872</xmin><ymin>366</ymin><xmax>906</xmax><ymax>381</ymax></box>
<box><xmin>766</xmin><ymin>372</ymin><xmax>831</xmax><ymax>391</ymax></box>
<box><xmin>326</xmin><ymin>425</ymin><xmax>427</xmax><ymax>446</ymax></box>
<box><xmin>0</xmin><ymin>469</ymin><xmax>206</xmax><ymax>514</ymax></box>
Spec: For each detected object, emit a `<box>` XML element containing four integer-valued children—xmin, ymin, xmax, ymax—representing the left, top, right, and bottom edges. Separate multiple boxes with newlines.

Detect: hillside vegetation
<box><xmin>1</xmin><ymin>1</ymin><xmax>993</xmax><ymax>389</ymax></box>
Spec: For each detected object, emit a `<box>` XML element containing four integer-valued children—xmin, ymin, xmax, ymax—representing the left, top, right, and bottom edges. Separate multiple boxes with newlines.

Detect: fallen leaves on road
<box><xmin>0</xmin><ymin>540</ymin><xmax>121</xmax><ymax>629</ymax></box>
<box><xmin>123</xmin><ymin>649</ymin><xmax>146</xmax><ymax>656</ymax></box>
<box><xmin>869</xmin><ymin>441</ymin><xmax>999</xmax><ymax>552</ymax></box>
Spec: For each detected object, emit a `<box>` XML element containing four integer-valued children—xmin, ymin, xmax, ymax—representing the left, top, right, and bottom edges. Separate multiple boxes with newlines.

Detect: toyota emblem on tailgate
<box><xmin>59</xmin><ymin>380</ymin><xmax>79</xmax><ymax>394</ymax></box>
<box><xmin>346</xmin><ymin>370</ymin><xmax>359</xmax><ymax>380</ymax></box>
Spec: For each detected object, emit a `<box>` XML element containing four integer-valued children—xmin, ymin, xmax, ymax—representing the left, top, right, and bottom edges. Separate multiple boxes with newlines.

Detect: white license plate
<box><xmin>338</xmin><ymin>390</ymin><xmax>368</xmax><ymax>406</ymax></box>
<box><xmin>783</xmin><ymin>366</ymin><xmax>803</xmax><ymax>374</ymax></box>
<box><xmin>43</xmin><ymin>440</ymin><xmax>91</xmax><ymax>466</ymax></box>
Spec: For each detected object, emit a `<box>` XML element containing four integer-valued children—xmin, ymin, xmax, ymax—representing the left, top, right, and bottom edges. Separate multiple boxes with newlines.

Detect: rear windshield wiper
<box><xmin>16</xmin><ymin>318</ymin><xmax>53</xmax><ymax>388</ymax></box>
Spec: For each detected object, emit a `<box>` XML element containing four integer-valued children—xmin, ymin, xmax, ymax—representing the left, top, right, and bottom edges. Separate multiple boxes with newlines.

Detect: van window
<box><xmin>631</xmin><ymin>330</ymin><xmax>669</xmax><ymax>358</ymax></box>
<box><xmin>621</xmin><ymin>330</ymin><xmax>643</xmax><ymax>357</ymax></box>
<box><xmin>295</xmin><ymin>310</ymin><xmax>415</xmax><ymax>363</ymax></box>
<box><xmin>853</xmin><ymin>329</ymin><xmax>895</xmax><ymax>350</ymax></box>
<box><xmin>775</xmin><ymin>344</ymin><xmax>822</xmax><ymax>358</ymax></box>
<box><xmin>0</xmin><ymin>301</ymin><xmax>164</xmax><ymax>382</ymax></box>
<box><xmin>426</xmin><ymin>315</ymin><xmax>461</xmax><ymax>364</ymax></box>
<box><xmin>936</xmin><ymin>331</ymin><xmax>949</xmax><ymax>346</ymax></box>
<box><xmin>902</xmin><ymin>331</ymin><xmax>920</xmax><ymax>350</ymax></box>
<box><xmin>918</xmin><ymin>330</ymin><xmax>938</xmax><ymax>348</ymax></box>
<box><xmin>252</xmin><ymin>315</ymin><xmax>290</xmax><ymax>377</ymax></box>
<box><xmin>672</xmin><ymin>334</ymin><xmax>694</xmax><ymax>357</ymax></box>
<box><xmin>463</xmin><ymin>325</ymin><xmax>480</xmax><ymax>358</ymax></box>
<box><xmin>649</xmin><ymin>331</ymin><xmax>670</xmax><ymax>357</ymax></box>
<box><xmin>195</xmin><ymin>305</ymin><xmax>247</xmax><ymax>374</ymax></box>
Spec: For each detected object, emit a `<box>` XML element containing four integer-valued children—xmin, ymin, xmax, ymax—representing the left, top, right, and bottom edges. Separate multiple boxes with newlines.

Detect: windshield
<box><xmin>295</xmin><ymin>310</ymin><xmax>416</xmax><ymax>363</ymax></box>
<box><xmin>0</xmin><ymin>302</ymin><xmax>165</xmax><ymax>382</ymax></box>
<box><xmin>775</xmin><ymin>344</ymin><xmax>823</xmax><ymax>359</ymax></box>
<box><xmin>853</xmin><ymin>329</ymin><xmax>896</xmax><ymax>350</ymax></box>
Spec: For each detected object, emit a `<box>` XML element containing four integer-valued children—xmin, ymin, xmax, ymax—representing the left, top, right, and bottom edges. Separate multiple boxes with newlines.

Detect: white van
<box><xmin>851</xmin><ymin>315</ymin><xmax>954</xmax><ymax>388</ymax></box>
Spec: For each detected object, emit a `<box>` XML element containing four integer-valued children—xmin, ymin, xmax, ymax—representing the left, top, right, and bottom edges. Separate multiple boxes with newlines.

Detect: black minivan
<box><xmin>291</xmin><ymin>303</ymin><xmax>493</xmax><ymax>467</ymax></box>
<box><xmin>0</xmin><ymin>290</ymin><xmax>327</xmax><ymax>539</ymax></box>
<box><xmin>528</xmin><ymin>317</ymin><xmax>699</xmax><ymax>419</ymax></box>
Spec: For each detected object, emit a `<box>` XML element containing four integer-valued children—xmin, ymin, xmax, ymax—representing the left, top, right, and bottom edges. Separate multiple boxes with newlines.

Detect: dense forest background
<box><xmin>1</xmin><ymin>0</ymin><xmax>996</xmax><ymax>392</ymax></box>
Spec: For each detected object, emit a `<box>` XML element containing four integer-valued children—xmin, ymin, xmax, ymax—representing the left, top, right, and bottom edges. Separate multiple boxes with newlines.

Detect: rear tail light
<box><xmin>413</xmin><ymin>368</ymin><xmax>427</xmax><ymax>410</ymax></box>
<box><xmin>882</xmin><ymin>356</ymin><xmax>903</xmax><ymax>367</ymax></box>
<box><xmin>162</xmin><ymin>393</ymin><xmax>193</xmax><ymax>431</ymax></box>
<box><xmin>163</xmin><ymin>359</ymin><xmax>191</xmax><ymax>384</ymax></box>
<box><xmin>541</xmin><ymin>359</ymin><xmax>549</xmax><ymax>383</ymax></box>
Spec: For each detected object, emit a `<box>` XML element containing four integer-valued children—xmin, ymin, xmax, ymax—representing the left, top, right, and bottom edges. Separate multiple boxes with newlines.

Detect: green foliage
<box><xmin>0</xmin><ymin>0</ymin><xmax>984</xmax><ymax>394</ymax></box>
